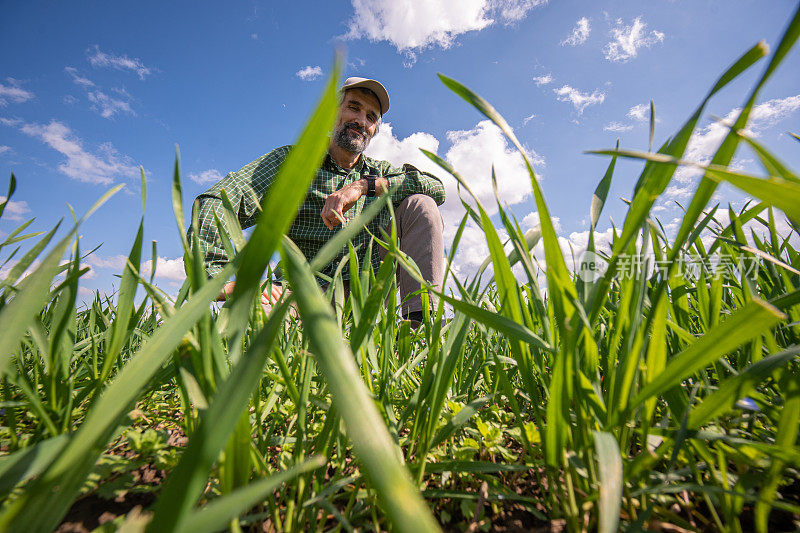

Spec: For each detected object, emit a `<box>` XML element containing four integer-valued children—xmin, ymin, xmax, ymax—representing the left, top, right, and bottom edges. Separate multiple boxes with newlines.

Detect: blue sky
<box><xmin>2</xmin><ymin>1</ymin><xmax>799</xmax><ymax>297</ymax></box>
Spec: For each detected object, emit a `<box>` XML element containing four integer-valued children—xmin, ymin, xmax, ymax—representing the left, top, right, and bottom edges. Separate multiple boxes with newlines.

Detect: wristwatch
<box><xmin>364</xmin><ymin>175</ymin><xmax>377</xmax><ymax>197</ymax></box>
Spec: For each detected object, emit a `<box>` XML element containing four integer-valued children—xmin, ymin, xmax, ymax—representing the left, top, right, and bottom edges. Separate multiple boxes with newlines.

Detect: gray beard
<box><xmin>334</xmin><ymin>124</ymin><xmax>369</xmax><ymax>154</ymax></box>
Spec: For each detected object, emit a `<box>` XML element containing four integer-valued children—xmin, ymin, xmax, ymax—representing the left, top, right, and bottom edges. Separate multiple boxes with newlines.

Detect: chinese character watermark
<box><xmin>577</xmin><ymin>251</ymin><xmax>760</xmax><ymax>282</ymax></box>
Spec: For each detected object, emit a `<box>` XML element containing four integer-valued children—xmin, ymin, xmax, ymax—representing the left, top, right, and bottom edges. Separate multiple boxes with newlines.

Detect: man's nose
<box><xmin>353</xmin><ymin>112</ymin><xmax>368</xmax><ymax>128</ymax></box>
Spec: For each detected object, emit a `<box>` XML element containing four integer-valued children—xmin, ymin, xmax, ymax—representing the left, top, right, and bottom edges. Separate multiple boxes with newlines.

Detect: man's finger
<box><xmin>270</xmin><ymin>284</ymin><xmax>283</xmax><ymax>302</ymax></box>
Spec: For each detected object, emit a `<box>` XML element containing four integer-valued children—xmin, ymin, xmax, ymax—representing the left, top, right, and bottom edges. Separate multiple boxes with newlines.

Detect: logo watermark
<box><xmin>578</xmin><ymin>251</ymin><xmax>608</xmax><ymax>282</ymax></box>
<box><xmin>577</xmin><ymin>252</ymin><xmax>760</xmax><ymax>282</ymax></box>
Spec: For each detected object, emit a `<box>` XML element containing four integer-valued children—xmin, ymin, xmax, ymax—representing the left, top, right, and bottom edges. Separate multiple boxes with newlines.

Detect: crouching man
<box><xmin>190</xmin><ymin>77</ymin><xmax>445</xmax><ymax>324</ymax></box>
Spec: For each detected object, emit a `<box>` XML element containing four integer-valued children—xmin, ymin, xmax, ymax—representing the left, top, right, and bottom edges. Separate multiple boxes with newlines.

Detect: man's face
<box><xmin>333</xmin><ymin>89</ymin><xmax>381</xmax><ymax>154</ymax></box>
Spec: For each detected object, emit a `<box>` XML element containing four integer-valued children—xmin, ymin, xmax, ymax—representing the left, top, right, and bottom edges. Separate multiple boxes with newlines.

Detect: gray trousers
<box><xmin>379</xmin><ymin>194</ymin><xmax>444</xmax><ymax>315</ymax></box>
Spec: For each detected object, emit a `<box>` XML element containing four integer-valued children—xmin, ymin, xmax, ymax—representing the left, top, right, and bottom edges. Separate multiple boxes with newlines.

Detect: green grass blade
<box><xmin>614</xmin><ymin>41</ymin><xmax>767</xmax><ymax>256</ymax></box>
<box><xmin>755</xmin><ymin>373</ymin><xmax>800</xmax><ymax>531</ymax></box>
<box><xmin>0</xmin><ymin>224</ymin><xmax>60</xmax><ymax>294</ymax></box>
<box><xmin>175</xmin><ymin>456</ymin><xmax>326</xmax><ymax>533</ymax></box>
<box><xmin>434</xmin><ymin>76</ymin><xmax>573</xmax><ymax>293</ymax></box>
<box><xmin>100</xmin><ymin>219</ymin><xmax>144</xmax><ymax>382</ymax></box>
<box><xmin>649</xmin><ymin>100</ymin><xmax>655</xmax><ymax>152</ymax></box>
<box><xmin>628</xmin><ymin>299</ymin><xmax>786</xmax><ymax>412</ymax></box>
<box><xmin>735</xmin><ymin>130</ymin><xmax>800</xmax><ymax>184</ymax></box>
<box><xmin>227</xmin><ymin>55</ymin><xmax>341</xmax><ymax>331</ymax></box>
<box><xmin>0</xmin><ymin>174</ymin><xmax>16</xmax><ymax>220</ymax></box>
<box><xmin>687</xmin><ymin>346</ymin><xmax>800</xmax><ymax>429</ymax></box>
<box><xmin>672</xmin><ymin>8</ymin><xmax>799</xmax><ymax>258</ymax></box>
<box><xmin>594</xmin><ymin>431</ymin><xmax>622</xmax><ymax>533</ymax></box>
<box><xmin>0</xmin><ymin>229</ymin><xmax>74</xmax><ymax>377</ymax></box>
<box><xmin>704</xmin><ymin>166</ymin><xmax>800</xmax><ymax>221</ymax></box>
<box><xmin>0</xmin><ymin>218</ymin><xmax>43</xmax><ymax>251</ymax></box>
<box><xmin>0</xmin><ymin>263</ymin><xmax>234</xmax><ymax>531</ymax></box>
<box><xmin>428</xmin><ymin>396</ymin><xmax>492</xmax><ymax>450</ymax></box>
<box><xmin>437</xmin><ymin>292</ymin><xmax>551</xmax><ymax>352</ymax></box>
<box><xmin>218</xmin><ymin>188</ymin><xmax>248</xmax><ymax>251</ymax></box>
<box><xmin>79</xmin><ymin>184</ymin><xmax>125</xmax><ymax>224</ymax></box>
<box><xmin>350</xmin><ymin>251</ymin><xmax>395</xmax><ymax>354</ymax></box>
<box><xmin>148</xmin><ymin>298</ymin><xmax>293</xmax><ymax>531</ymax></box>
<box><xmin>172</xmin><ymin>145</ymin><xmax>189</xmax><ymax>254</ymax></box>
<box><xmin>591</xmin><ymin>140</ymin><xmax>617</xmax><ymax>232</ymax></box>
<box><xmin>281</xmin><ymin>237</ymin><xmax>440</xmax><ymax>533</ymax></box>
<box><xmin>0</xmin><ymin>434</ymin><xmax>68</xmax><ymax>494</ymax></box>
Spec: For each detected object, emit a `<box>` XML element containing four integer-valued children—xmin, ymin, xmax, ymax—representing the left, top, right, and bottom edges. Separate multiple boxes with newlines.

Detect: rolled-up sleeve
<box><xmin>382</xmin><ymin>163</ymin><xmax>446</xmax><ymax>207</ymax></box>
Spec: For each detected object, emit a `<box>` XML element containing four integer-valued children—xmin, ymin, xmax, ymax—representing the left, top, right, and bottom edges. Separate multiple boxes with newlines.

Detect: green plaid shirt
<box><xmin>191</xmin><ymin>145</ymin><xmax>445</xmax><ymax>280</ymax></box>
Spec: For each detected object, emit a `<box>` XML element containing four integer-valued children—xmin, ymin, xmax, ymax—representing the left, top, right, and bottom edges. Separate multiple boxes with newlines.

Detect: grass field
<box><xmin>1</xmin><ymin>7</ymin><xmax>800</xmax><ymax>533</ymax></box>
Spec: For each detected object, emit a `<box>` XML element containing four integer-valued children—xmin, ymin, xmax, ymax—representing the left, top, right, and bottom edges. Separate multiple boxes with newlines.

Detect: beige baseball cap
<box><xmin>340</xmin><ymin>77</ymin><xmax>390</xmax><ymax>115</ymax></box>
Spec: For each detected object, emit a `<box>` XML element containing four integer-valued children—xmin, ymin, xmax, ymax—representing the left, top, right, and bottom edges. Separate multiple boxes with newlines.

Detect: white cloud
<box><xmin>556</xmin><ymin>227</ymin><xmax>616</xmax><ymax>272</ymax></box>
<box><xmin>662</xmin><ymin>94</ymin><xmax>800</xmax><ymax>203</ymax></box>
<box><xmin>0</xmin><ymin>145</ymin><xmax>10</xmax><ymax>155</ymax></box>
<box><xmin>442</xmin><ymin>120</ymin><xmax>544</xmax><ymax>221</ymax></box>
<box><xmin>523</xmin><ymin>211</ymin><xmax>561</xmax><ymax>233</ymax></box>
<box><xmin>63</xmin><ymin>95</ymin><xmax>78</xmax><ymax>105</ymax></box>
<box><xmin>365</xmin><ymin>122</ymin><xmax>442</xmax><ymax>173</ymax></box>
<box><xmin>0</xmin><ymin>195</ymin><xmax>30</xmax><ymax>221</ymax></box>
<box><xmin>0</xmin><ymin>259</ymin><xmax>39</xmax><ymax>281</ymax></box>
<box><xmin>448</xmin><ymin>215</ymin><xmax>612</xmax><ymax>287</ymax></box>
<box><xmin>344</xmin><ymin>0</ymin><xmax>547</xmax><ymax>54</ymax></box>
<box><xmin>296</xmin><ymin>66</ymin><xmax>323</xmax><ymax>81</ymax></box>
<box><xmin>749</xmin><ymin>94</ymin><xmax>800</xmax><ymax>127</ymax></box>
<box><xmin>142</xmin><ymin>256</ymin><xmax>186</xmax><ymax>281</ymax></box>
<box><xmin>0</xmin><ymin>78</ymin><xmax>34</xmax><ymax>106</ymax></box>
<box><xmin>603</xmin><ymin>121</ymin><xmax>633</xmax><ymax>132</ymax></box>
<box><xmin>532</xmin><ymin>74</ymin><xmax>553</xmax><ymax>86</ymax></box>
<box><xmin>87</xmin><ymin>90</ymin><xmax>134</xmax><ymax>118</ymax></box>
<box><xmin>366</xmin><ymin>119</ymin><xmax>545</xmax><ymax>282</ymax></box>
<box><xmin>368</xmin><ymin>120</ymin><xmax>544</xmax><ymax>222</ymax></box>
<box><xmin>493</xmin><ymin>0</ymin><xmax>547</xmax><ymax>22</ymax></box>
<box><xmin>251</xmin><ymin>33</ymin><xmax>259</xmax><ymax>40</ymax></box>
<box><xmin>13</xmin><ymin>120</ymin><xmax>140</xmax><ymax>185</ymax></box>
<box><xmin>522</xmin><ymin>113</ymin><xmax>536</xmax><ymax>126</ymax></box>
<box><xmin>627</xmin><ymin>103</ymin><xmax>650</xmax><ymax>122</ymax></box>
<box><xmin>445</xmin><ymin>218</ymin><xmax>505</xmax><ymax>282</ymax></box>
<box><xmin>604</xmin><ymin>17</ymin><xmax>664</xmax><ymax>62</ymax></box>
<box><xmin>78</xmin><ymin>286</ymin><xmax>95</xmax><ymax>297</ymax></box>
<box><xmin>65</xmin><ymin>66</ymin><xmax>95</xmax><ymax>88</ymax></box>
<box><xmin>65</xmin><ymin>67</ymin><xmax>134</xmax><ymax>119</ymax></box>
<box><xmin>685</xmin><ymin>95</ymin><xmax>800</xmax><ymax>178</ymax></box>
<box><xmin>87</xmin><ymin>45</ymin><xmax>152</xmax><ymax>79</ymax></box>
<box><xmin>85</xmin><ymin>253</ymin><xmax>186</xmax><ymax>282</ymax></box>
<box><xmin>554</xmin><ymin>85</ymin><xmax>605</xmax><ymax>114</ymax></box>
<box><xmin>189</xmin><ymin>168</ymin><xmax>224</xmax><ymax>185</ymax></box>
<box><xmin>85</xmin><ymin>254</ymin><xmax>128</xmax><ymax>271</ymax></box>
<box><xmin>561</xmin><ymin>17</ymin><xmax>590</xmax><ymax>46</ymax></box>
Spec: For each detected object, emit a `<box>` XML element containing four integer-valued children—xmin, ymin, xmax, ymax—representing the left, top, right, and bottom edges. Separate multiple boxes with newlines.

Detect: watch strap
<box><xmin>365</xmin><ymin>176</ymin><xmax>377</xmax><ymax>197</ymax></box>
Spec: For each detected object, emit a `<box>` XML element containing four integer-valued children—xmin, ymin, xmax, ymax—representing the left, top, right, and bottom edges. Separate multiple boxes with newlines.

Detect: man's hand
<box><xmin>261</xmin><ymin>283</ymin><xmax>285</xmax><ymax>307</ymax></box>
<box><xmin>216</xmin><ymin>281</ymin><xmax>286</xmax><ymax>308</ymax></box>
<box><xmin>321</xmin><ymin>181</ymin><xmax>362</xmax><ymax>230</ymax></box>
<box><xmin>320</xmin><ymin>178</ymin><xmax>388</xmax><ymax>230</ymax></box>
<box><xmin>217</xmin><ymin>281</ymin><xmax>237</xmax><ymax>302</ymax></box>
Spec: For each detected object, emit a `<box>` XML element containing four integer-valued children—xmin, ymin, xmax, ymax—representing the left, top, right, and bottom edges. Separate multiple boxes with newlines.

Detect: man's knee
<box><xmin>398</xmin><ymin>194</ymin><xmax>444</xmax><ymax>234</ymax></box>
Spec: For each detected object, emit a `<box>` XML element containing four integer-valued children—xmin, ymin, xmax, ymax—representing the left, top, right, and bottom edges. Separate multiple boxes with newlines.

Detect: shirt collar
<box><xmin>324</xmin><ymin>151</ymin><xmax>374</xmax><ymax>174</ymax></box>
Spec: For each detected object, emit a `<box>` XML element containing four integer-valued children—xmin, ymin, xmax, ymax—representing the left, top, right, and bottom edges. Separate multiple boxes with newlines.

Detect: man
<box><xmin>191</xmin><ymin>77</ymin><xmax>445</xmax><ymax>323</ymax></box>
